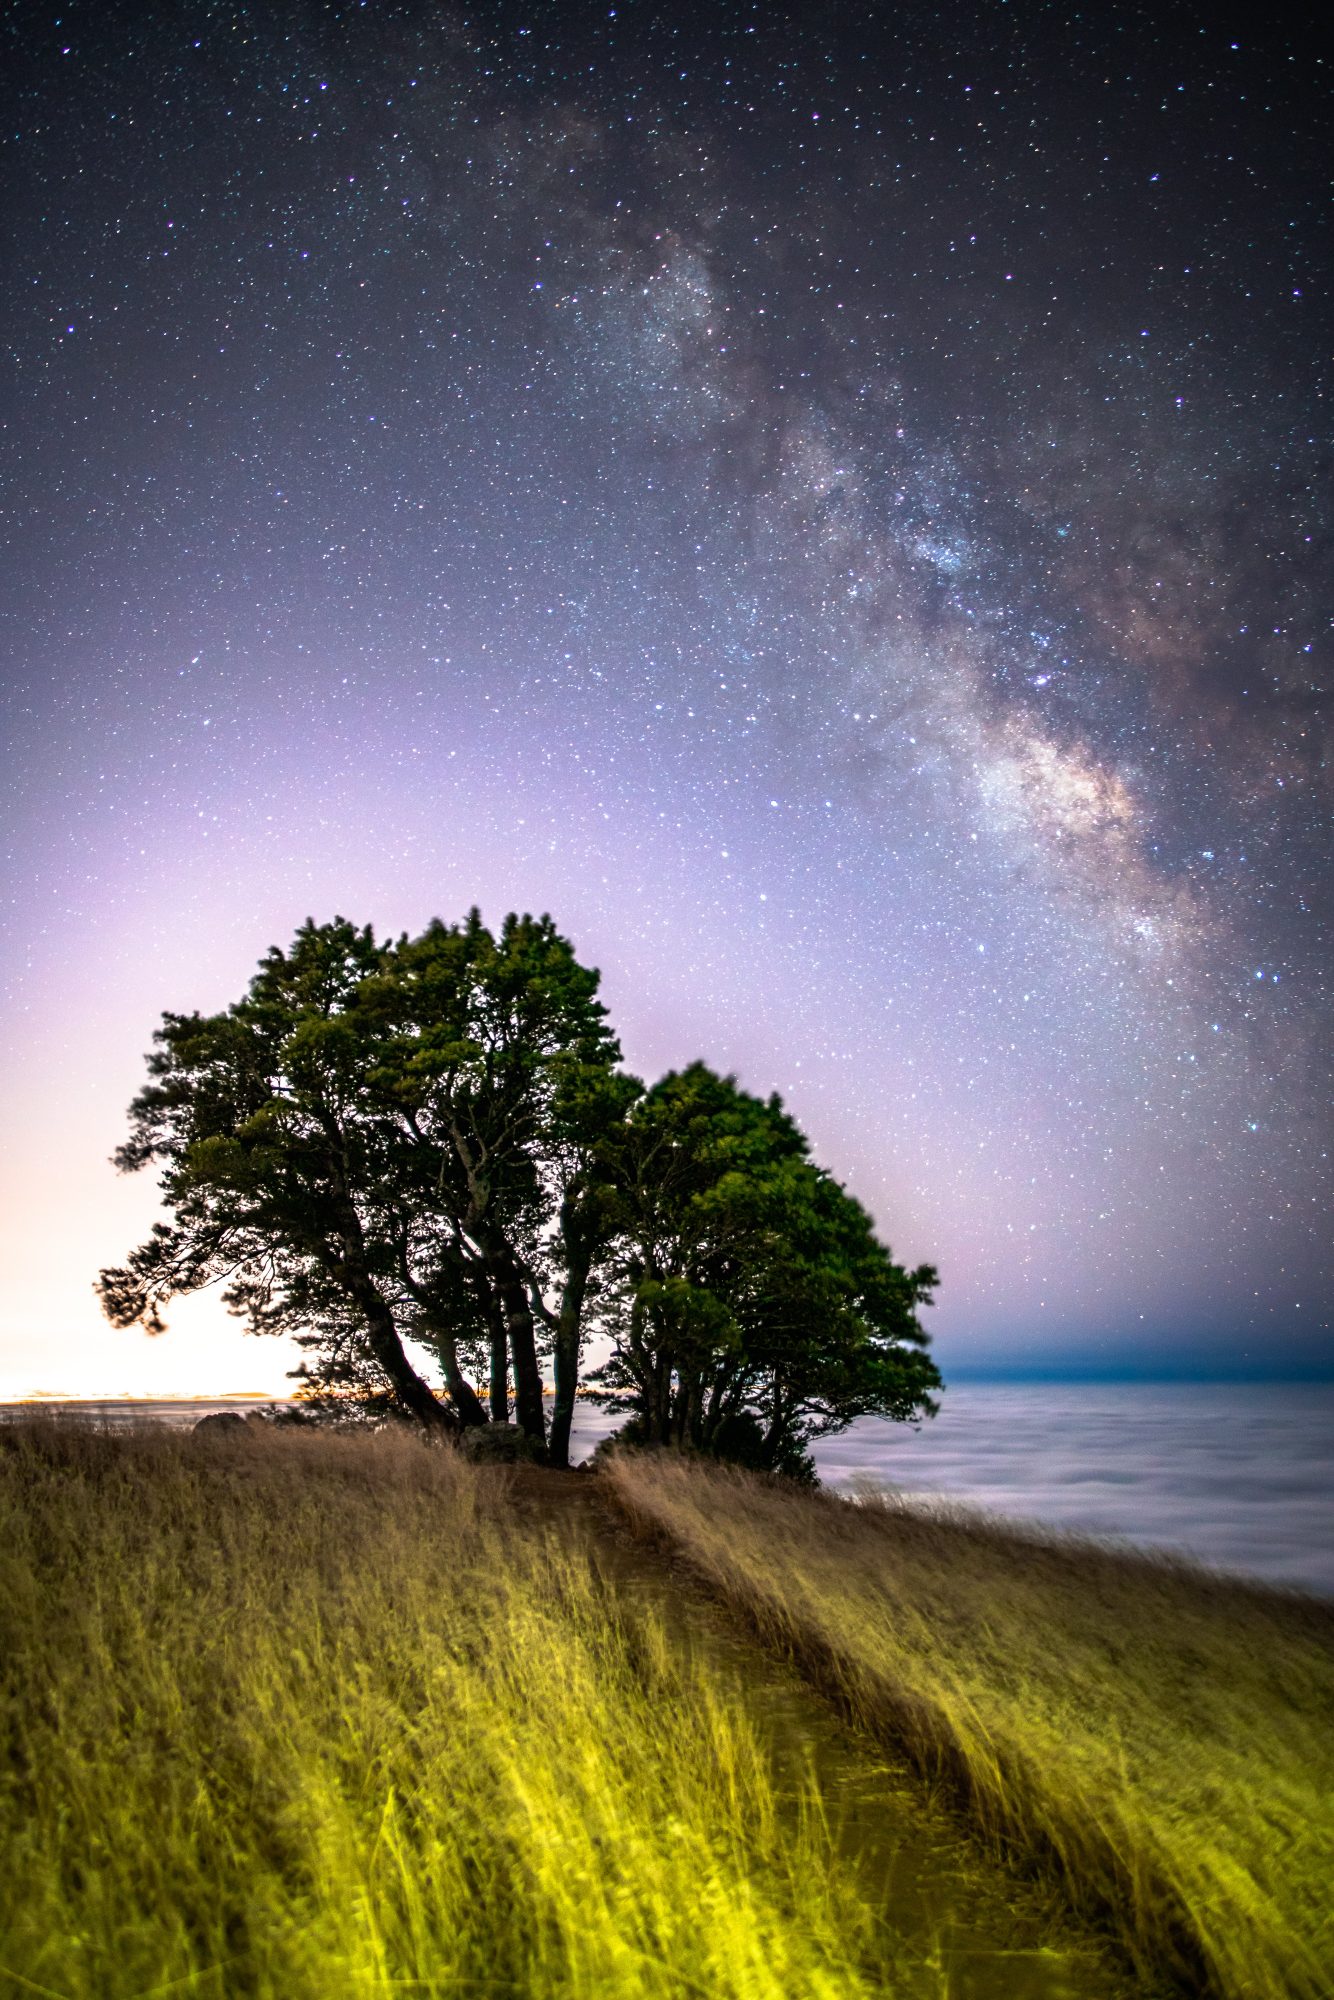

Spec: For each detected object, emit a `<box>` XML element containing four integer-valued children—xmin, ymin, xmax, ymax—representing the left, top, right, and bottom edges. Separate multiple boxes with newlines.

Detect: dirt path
<box><xmin>504</xmin><ymin>1467</ymin><xmax>1158</xmax><ymax>2000</ymax></box>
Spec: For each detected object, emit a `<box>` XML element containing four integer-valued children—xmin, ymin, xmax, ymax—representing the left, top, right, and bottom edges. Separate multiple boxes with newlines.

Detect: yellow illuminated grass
<box><xmin>605</xmin><ymin>1452</ymin><xmax>1334</xmax><ymax>2000</ymax></box>
<box><xmin>0</xmin><ymin>1423</ymin><xmax>931</xmax><ymax>2000</ymax></box>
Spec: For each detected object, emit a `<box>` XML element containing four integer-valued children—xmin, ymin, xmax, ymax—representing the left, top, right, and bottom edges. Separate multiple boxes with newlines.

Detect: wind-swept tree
<box><xmin>359</xmin><ymin>910</ymin><xmax>636</xmax><ymax>1463</ymax></box>
<box><xmin>101</xmin><ymin>918</ymin><xmax>940</xmax><ymax>1476</ymax></box>
<box><xmin>99</xmin><ymin>911</ymin><xmax>632</xmax><ymax>1461</ymax></box>
<box><xmin>588</xmin><ymin>1064</ymin><xmax>940</xmax><ymax>1478</ymax></box>
<box><xmin>97</xmin><ymin>918</ymin><xmax>460</xmax><ymax>1429</ymax></box>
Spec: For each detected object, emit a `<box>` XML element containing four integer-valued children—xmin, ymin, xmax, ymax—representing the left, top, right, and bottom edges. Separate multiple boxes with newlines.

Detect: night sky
<box><xmin>1</xmin><ymin>1</ymin><xmax>1329</xmax><ymax>1398</ymax></box>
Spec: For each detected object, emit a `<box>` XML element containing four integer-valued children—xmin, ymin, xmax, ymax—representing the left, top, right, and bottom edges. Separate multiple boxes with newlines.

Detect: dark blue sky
<box><xmin>1</xmin><ymin>1</ymin><xmax>1328</xmax><ymax>1394</ymax></box>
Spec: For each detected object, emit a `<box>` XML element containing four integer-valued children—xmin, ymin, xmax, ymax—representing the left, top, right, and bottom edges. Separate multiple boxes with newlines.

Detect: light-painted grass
<box><xmin>0</xmin><ymin>1422</ymin><xmax>939</xmax><ymax>2000</ymax></box>
<box><xmin>604</xmin><ymin>1451</ymin><xmax>1334</xmax><ymax>2000</ymax></box>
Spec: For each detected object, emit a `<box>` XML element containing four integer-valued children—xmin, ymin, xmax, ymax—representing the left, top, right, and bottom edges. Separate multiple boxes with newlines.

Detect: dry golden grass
<box><xmin>605</xmin><ymin>1450</ymin><xmax>1334</xmax><ymax>2000</ymax></box>
<box><xmin>0</xmin><ymin>1419</ymin><xmax>958</xmax><ymax>2000</ymax></box>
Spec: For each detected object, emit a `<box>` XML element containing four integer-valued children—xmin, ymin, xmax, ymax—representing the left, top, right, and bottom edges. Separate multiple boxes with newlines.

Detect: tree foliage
<box><xmin>98</xmin><ymin>918</ymin><xmax>456</xmax><ymax>1429</ymax></box>
<box><xmin>587</xmin><ymin>1065</ymin><xmax>939</xmax><ymax>1478</ymax></box>
<box><xmin>101</xmin><ymin>914</ymin><xmax>941</xmax><ymax>1473</ymax></box>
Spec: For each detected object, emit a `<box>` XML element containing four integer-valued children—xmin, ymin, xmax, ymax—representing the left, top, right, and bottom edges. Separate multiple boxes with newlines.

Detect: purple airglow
<box><xmin>0</xmin><ymin>8</ymin><xmax>1327</xmax><ymax>1397</ymax></box>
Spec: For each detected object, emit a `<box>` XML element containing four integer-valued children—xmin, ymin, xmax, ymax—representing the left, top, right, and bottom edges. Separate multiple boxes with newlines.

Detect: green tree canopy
<box><xmin>97</xmin><ymin>917</ymin><xmax>459</xmax><ymax>1428</ymax></box>
<box><xmin>98</xmin><ymin>911</ymin><xmax>631</xmax><ymax>1462</ymax></box>
<box><xmin>587</xmin><ymin>1064</ymin><xmax>941</xmax><ymax>1478</ymax></box>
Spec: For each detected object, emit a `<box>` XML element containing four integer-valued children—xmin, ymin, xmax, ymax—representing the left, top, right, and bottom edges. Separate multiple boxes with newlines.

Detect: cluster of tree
<box><xmin>99</xmin><ymin>913</ymin><xmax>941</xmax><ymax>1473</ymax></box>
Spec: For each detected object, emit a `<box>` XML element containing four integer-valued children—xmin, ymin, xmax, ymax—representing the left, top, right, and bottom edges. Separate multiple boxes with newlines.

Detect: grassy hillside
<box><xmin>605</xmin><ymin>1452</ymin><xmax>1334</xmax><ymax>2000</ymax></box>
<box><xmin>0</xmin><ymin>1421</ymin><xmax>916</xmax><ymax>2000</ymax></box>
<box><xmin>6</xmin><ymin>1420</ymin><xmax>1322</xmax><ymax>1999</ymax></box>
<box><xmin>0</xmin><ymin>1420</ymin><xmax>1137</xmax><ymax>2000</ymax></box>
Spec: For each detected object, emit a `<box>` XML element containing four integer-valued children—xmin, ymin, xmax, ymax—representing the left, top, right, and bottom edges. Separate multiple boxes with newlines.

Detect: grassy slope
<box><xmin>0</xmin><ymin>1422</ymin><xmax>959</xmax><ymax>2000</ymax></box>
<box><xmin>604</xmin><ymin>1453</ymin><xmax>1334</xmax><ymax>2000</ymax></box>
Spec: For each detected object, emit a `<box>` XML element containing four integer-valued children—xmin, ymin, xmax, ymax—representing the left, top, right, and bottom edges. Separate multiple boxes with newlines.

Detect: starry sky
<box><xmin>1</xmin><ymin>0</ymin><xmax>1329</xmax><ymax>1399</ymax></box>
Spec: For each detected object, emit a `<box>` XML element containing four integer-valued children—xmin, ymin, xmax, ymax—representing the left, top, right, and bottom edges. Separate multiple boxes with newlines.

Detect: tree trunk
<box><xmin>700</xmin><ymin>1366</ymin><xmax>731</xmax><ymax>1448</ymax></box>
<box><xmin>762</xmin><ymin>1374</ymin><xmax>787</xmax><ymax>1460</ymax></box>
<box><xmin>321</xmin><ymin>1189</ymin><xmax>451</xmax><ymax>1430</ymax></box>
<box><xmin>494</xmin><ymin>1259</ymin><xmax>546</xmax><ymax>1447</ymax></box>
<box><xmin>357</xmin><ymin>1286</ymin><xmax>452</xmax><ymax>1429</ymax></box>
<box><xmin>459</xmin><ymin>1182</ymin><xmax>546</xmax><ymax>1449</ymax></box>
<box><xmin>424</xmin><ymin>1317</ymin><xmax>488</xmax><ymax>1427</ymax></box>
<box><xmin>683</xmin><ymin>1374</ymin><xmax>705</xmax><ymax>1451</ymax></box>
<box><xmin>468</xmin><ymin>1266</ymin><xmax>509</xmax><ymax>1421</ymax></box>
<box><xmin>649</xmin><ymin>1348</ymin><xmax>673</xmax><ymax>1445</ymax></box>
<box><xmin>489</xmin><ymin>1316</ymin><xmax>509</xmax><ymax>1422</ymax></box>
<box><xmin>547</xmin><ymin>1251</ymin><xmax>591</xmax><ymax>1470</ymax></box>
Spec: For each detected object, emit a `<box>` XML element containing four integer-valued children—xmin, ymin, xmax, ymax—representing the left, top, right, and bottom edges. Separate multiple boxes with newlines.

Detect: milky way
<box><xmin>1</xmin><ymin>3</ymin><xmax>1328</xmax><ymax>1395</ymax></box>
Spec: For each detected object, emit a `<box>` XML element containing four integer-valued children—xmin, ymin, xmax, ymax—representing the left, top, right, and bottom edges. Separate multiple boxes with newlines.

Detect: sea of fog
<box><xmin>6</xmin><ymin>1382</ymin><xmax>1331</xmax><ymax>1597</ymax></box>
<box><xmin>575</xmin><ymin>1383</ymin><xmax>1334</xmax><ymax>1597</ymax></box>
